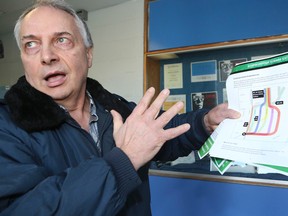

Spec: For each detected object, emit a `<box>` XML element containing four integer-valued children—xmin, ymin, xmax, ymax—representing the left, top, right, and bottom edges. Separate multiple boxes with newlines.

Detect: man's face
<box><xmin>193</xmin><ymin>93</ymin><xmax>204</xmax><ymax>109</ymax></box>
<box><xmin>19</xmin><ymin>6</ymin><xmax>93</xmax><ymax>103</ymax></box>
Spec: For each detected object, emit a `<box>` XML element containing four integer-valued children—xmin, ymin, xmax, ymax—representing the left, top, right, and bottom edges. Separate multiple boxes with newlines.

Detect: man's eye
<box><xmin>57</xmin><ymin>37</ymin><xmax>68</xmax><ymax>44</ymax></box>
<box><xmin>25</xmin><ymin>41</ymin><xmax>37</xmax><ymax>48</ymax></box>
<box><xmin>55</xmin><ymin>37</ymin><xmax>73</xmax><ymax>49</ymax></box>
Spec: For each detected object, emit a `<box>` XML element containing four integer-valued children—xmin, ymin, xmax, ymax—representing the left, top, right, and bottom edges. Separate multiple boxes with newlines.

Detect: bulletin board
<box><xmin>149</xmin><ymin>41</ymin><xmax>288</xmax><ymax>186</ymax></box>
<box><xmin>160</xmin><ymin>42</ymin><xmax>288</xmax><ymax>112</ymax></box>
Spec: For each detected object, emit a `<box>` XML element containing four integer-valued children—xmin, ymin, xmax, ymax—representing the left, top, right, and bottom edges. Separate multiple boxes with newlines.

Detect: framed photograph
<box><xmin>164</xmin><ymin>63</ymin><xmax>183</xmax><ymax>89</ymax></box>
<box><xmin>191</xmin><ymin>60</ymin><xmax>217</xmax><ymax>82</ymax></box>
<box><xmin>191</xmin><ymin>91</ymin><xmax>218</xmax><ymax>111</ymax></box>
<box><xmin>218</xmin><ymin>58</ymin><xmax>247</xmax><ymax>82</ymax></box>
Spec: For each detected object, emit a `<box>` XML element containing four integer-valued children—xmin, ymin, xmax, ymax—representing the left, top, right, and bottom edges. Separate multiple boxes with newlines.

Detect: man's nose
<box><xmin>40</xmin><ymin>44</ymin><xmax>59</xmax><ymax>65</ymax></box>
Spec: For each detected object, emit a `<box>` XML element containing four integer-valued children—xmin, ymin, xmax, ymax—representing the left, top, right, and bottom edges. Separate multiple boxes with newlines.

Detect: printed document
<box><xmin>208</xmin><ymin>53</ymin><xmax>288</xmax><ymax>169</ymax></box>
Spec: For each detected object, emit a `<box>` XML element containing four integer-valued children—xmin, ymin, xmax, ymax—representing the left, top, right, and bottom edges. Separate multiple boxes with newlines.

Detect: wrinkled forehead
<box><xmin>20</xmin><ymin>6</ymin><xmax>77</xmax><ymax>35</ymax></box>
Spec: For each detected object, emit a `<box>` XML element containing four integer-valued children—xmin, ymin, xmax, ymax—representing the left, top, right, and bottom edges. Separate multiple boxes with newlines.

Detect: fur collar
<box><xmin>4</xmin><ymin>76</ymin><xmax>132</xmax><ymax>132</ymax></box>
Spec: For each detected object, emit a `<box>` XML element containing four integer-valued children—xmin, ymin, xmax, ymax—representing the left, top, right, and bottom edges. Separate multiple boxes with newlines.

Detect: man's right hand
<box><xmin>111</xmin><ymin>87</ymin><xmax>190</xmax><ymax>170</ymax></box>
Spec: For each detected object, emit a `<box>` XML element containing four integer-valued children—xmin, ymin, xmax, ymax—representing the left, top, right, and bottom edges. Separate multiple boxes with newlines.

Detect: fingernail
<box><xmin>162</xmin><ymin>88</ymin><xmax>170</xmax><ymax>95</ymax></box>
<box><xmin>148</xmin><ymin>87</ymin><xmax>155</xmax><ymax>93</ymax></box>
<box><xmin>177</xmin><ymin>101</ymin><xmax>184</xmax><ymax>108</ymax></box>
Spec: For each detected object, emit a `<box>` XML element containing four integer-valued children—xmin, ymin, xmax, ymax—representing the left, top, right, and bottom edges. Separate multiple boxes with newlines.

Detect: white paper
<box><xmin>210</xmin><ymin>56</ymin><xmax>288</xmax><ymax>167</ymax></box>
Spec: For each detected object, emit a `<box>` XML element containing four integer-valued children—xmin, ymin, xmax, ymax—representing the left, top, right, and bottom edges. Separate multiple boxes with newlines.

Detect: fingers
<box><xmin>131</xmin><ymin>88</ymin><xmax>170</xmax><ymax>121</ymax></box>
<box><xmin>227</xmin><ymin>108</ymin><xmax>241</xmax><ymax>119</ymax></box>
<box><xmin>164</xmin><ymin>123</ymin><xmax>190</xmax><ymax>140</ymax></box>
<box><xmin>155</xmin><ymin>101</ymin><xmax>184</xmax><ymax>128</ymax></box>
<box><xmin>218</xmin><ymin>103</ymin><xmax>241</xmax><ymax>119</ymax></box>
<box><xmin>204</xmin><ymin>103</ymin><xmax>241</xmax><ymax>133</ymax></box>
<box><xmin>111</xmin><ymin>88</ymin><xmax>190</xmax><ymax>170</ymax></box>
<box><xmin>144</xmin><ymin>88</ymin><xmax>170</xmax><ymax>120</ymax></box>
<box><xmin>132</xmin><ymin>87</ymin><xmax>156</xmax><ymax>116</ymax></box>
<box><xmin>131</xmin><ymin>88</ymin><xmax>184</xmax><ymax>128</ymax></box>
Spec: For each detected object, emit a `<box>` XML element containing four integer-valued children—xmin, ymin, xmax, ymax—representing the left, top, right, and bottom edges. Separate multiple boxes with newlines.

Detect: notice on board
<box><xmin>199</xmin><ymin>52</ymin><xmax>288</xmax><ymax>175</ymax></box>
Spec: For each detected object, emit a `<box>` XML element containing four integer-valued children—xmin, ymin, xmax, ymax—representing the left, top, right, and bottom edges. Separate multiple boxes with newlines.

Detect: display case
<box><xmin>144</xmin><ymin>0</ymin><xmax>288</xmax><ymax>187</ymax></box>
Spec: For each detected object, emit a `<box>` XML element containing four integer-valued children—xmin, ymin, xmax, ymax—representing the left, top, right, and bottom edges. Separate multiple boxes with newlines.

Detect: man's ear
<box><xmin>87</xmin><ymin>47</ymin><xmax>93</xmax><ymax>68</ymax></box>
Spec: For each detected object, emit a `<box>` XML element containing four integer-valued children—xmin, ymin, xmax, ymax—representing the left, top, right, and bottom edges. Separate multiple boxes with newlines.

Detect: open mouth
<box><xmin>44</xmin><ymin>72</ymin><xmax>66</xmax><ymax>87</ymax></box>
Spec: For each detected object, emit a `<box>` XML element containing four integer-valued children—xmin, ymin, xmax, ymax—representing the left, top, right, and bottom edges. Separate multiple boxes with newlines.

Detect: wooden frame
<box><xmin>144</xmin><ymin>0</ymin><xmax>288</xmax><ymax>187</ymax></box>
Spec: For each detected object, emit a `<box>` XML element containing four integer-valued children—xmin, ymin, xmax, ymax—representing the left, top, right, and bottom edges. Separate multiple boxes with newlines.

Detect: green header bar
<box><xmin>231</xmin><ymin>52</ymin><xmax>288</xmax><ymax>74</ymax></box>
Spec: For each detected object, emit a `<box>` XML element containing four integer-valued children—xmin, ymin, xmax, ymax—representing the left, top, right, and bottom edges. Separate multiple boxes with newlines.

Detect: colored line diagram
<box><xmin>242</xmin><ymin>87</ymin><xmax>281</xmax><ymax>136</ymax></box>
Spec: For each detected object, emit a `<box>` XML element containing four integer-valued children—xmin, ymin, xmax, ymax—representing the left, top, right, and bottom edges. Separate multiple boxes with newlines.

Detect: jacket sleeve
<box><xmin>154</xmin><ymin>108</ymin><xmax>210</xmax><ymax>161</ymax></box>
<box><xmin>0</xmin><ymin>125</ymin><xmax>141</xmax><ymax>216</ymax></box>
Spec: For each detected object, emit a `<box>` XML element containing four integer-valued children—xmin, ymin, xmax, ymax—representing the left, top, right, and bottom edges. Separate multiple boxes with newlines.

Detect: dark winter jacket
<box><xmin>0</xmin><ymin>76</ymin><xmax>209</xmax><ymax>216</ymax></box>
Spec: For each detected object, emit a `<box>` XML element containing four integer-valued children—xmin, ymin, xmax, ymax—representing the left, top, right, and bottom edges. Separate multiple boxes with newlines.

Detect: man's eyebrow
<box><xmin>22</xmin><ymin>34</ymin><xmax>37</xmax><ymax>41</ymax></box>
<box><xmin>54</xmin><ymin>31</ymin><xmax>73</xmax><ymax>37</ymax></box>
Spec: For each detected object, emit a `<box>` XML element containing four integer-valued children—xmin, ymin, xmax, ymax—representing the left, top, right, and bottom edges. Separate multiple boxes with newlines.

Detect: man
<box><xmin>192</xmin><ymin>93</ymin><xmax>205</xmax><ymax>110</ymax></box>
<box><xmin>0</xmin><ymin>0</ymin><xmax>240</xmax><ymax>215</ymax></box>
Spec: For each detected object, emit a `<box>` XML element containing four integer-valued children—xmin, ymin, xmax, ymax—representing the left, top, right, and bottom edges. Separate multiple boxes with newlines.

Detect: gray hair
<box><xmin>14</xmin><ymin>0</ymin><xmax>93</xmax><ymax>49</ymax></box>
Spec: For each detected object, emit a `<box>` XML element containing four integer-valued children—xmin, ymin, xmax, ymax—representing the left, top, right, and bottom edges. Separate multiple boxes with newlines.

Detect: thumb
<box><xmin>226</xmin><ymin>108</ymin><xmax>241</xmax><ymax>119</ymax></box>
<box><xmin>110</xmin><ymin>110</ymin><xmax>124</xmax><ymax>135</ymax></box>
<box><xmin>219</xmin><ymin>103</ymin><xmax>241</xmax><ymax>119</ymax></box>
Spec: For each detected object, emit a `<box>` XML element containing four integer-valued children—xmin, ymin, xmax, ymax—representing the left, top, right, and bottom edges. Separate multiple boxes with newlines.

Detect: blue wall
<box><xmin>150</xmin><ymin>175</ymin><xmax>288</xmax><ymax>216</ymax></box>
<box><xmin>149</xmin><ymin>0</ymin><xmax>288</xmax><ymax>51</ymax></box>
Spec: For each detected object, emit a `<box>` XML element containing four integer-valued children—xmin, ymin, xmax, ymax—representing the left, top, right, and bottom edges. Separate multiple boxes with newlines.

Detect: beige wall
<box><xmin>0</xmin><ymin>0</ymin><xmax>144</xmax><ymax>102</ymax></box>
<box><xmin>88</xmin><ymin>0</ymin><xmax>144</xmax><ymax>102</ymax></box>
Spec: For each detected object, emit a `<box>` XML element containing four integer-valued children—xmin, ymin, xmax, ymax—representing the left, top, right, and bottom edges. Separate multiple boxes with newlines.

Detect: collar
<box><xmin>4</xmin><ymin>76</ymin><xmax>132</xmax><ymax>132</ymax></box>
<box><xmin>87</xmin><ymin>91</ymin><xmax>98</xmax><ymax>123</ymax></box>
